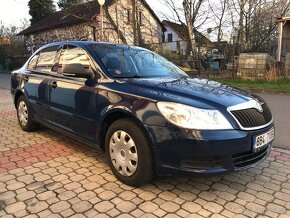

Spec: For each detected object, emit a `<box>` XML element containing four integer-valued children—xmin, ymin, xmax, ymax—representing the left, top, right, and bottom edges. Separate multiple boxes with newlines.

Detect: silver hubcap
<box><xmin>18</xmin><ymin>101</ymin><xmax>28</xmax><ymax>126</ymax></box>
<box><xmin>109</xmin><ymin>130</ymin><xmax>138</xmax><ymax>177</ymax></box>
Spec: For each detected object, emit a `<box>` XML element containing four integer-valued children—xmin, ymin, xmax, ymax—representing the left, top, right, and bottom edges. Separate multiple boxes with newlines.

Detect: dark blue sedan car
<box><xmin>11</xmin><ymin>41</ymin><xmax>274</xmax><ymax>186</ymax></box>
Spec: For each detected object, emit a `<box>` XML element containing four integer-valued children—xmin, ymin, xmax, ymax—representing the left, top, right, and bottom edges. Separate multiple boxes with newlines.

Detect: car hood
<box><xmin>122</xmin><ymin>77</ymin><xmax>262</xmax><ymax>110</ymax></box>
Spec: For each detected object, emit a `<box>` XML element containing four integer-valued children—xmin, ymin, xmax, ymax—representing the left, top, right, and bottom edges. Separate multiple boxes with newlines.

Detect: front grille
<box><xmin>231</xmin><ymin>103</ymin><xmax>272</xmax><ymax>128</ymax></box>
<box><xmin>232</xmin><ymin>145</ymin><xmax>269</xmax><ymax>168</ymax></box>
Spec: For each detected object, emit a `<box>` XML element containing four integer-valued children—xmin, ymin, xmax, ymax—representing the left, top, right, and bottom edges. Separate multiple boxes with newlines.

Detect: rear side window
<box><xmin>58</xmin><ymin>46</ymin><xmax>93</xmax><ymax>75</ymax></box>
<box><xmin>27</xmin><ymin>54</ymin><xmax>39</xmax><ymax>70</ymax></box>
<box><xmin>35</xmin><ymin>46</ymin><xmax>59</xmax><ymax>73</ymax></box>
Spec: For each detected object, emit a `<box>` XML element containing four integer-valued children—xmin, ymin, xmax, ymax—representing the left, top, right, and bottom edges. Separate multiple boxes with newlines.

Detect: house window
<box><xmin>124</xmin><ymin>9</ymin><xmax>130</xmax><ymax>24</ymax></box>
<box><xmin>139</xmin><ymin>12</ymin><xmax>142</xmax><ymax>25</ymax></box>
<box><xmin>168</xmin><ymin>33</ymin><xmax>173</xmax><ymax>42</ymax></box>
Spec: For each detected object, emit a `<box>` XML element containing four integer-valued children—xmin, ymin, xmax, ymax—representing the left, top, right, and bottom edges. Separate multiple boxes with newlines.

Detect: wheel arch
<box><xmin>14</xmin><ymin>89</ymin><xmax>25</xmax><ymax>108</ymax></box>
<box><xmin>98</xmin><ymin>108</ymin><xmax>154</xmax><ymax>153</ymax></box>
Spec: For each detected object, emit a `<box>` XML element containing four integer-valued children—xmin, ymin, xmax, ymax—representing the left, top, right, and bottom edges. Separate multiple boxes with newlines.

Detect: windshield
<box><xmin>90</xmin><ymin>44</ymin><xmax>188</xmax><ymax>78</ymax></box>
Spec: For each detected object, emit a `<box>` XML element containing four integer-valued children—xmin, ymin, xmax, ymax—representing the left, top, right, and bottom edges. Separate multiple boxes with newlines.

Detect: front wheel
<box><xmin>16</xmin><ymin>95</ymin><xmax>38</xmax><ymax>132</ymax></box>
<box><xmin>105</xmin><ymin>118</ymin><xmax>154</xmax><ymax>186</ymax></box>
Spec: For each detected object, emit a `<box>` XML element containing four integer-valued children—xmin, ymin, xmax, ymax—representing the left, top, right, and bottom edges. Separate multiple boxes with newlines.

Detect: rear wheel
<box><xmin>17</xmin><ymin>95</ymin><xmax>38</xmax><ymax>132</ymax></box>
<box><xmin>105</xmin><ymin>118</ymin><xmax>154</xmax><ymax>186</ymax></box>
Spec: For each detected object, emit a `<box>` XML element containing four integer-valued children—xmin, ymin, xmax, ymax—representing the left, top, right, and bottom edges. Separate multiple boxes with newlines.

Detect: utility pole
<box><xmin>132</xmin><ymin>0</ymin><xmax>138</xmax><ymax>45</ymax></box>
<box><xmin>98</xmin><ymin>0</ymin><xmax>106</xmax><ymax>41</ymax></box>
<box><xmin>197</xmin><ymin>35</ymin><xmax>201</xmax><ymax>75</ymax></box>
<box><xmin>115</xmin><ymin>4</ymin><xmax>120</xmax><ymax>43</ymax></box>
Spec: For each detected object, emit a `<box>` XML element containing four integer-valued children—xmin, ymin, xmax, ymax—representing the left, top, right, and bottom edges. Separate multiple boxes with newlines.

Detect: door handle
<box><xmin>51</xmin><ymin>81</ymin><xmax>57</xmax><ymax>89</ymax></box>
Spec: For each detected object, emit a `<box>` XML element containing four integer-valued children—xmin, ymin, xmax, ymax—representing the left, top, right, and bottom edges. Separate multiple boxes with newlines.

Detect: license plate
<box><xmin>253</xmin><ymin>128</ymin><xmax>275</xmax><ymax>149</ymax></box>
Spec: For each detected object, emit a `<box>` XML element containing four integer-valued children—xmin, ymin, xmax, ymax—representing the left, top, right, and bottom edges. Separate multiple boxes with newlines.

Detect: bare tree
<box><xmin>182</xmin><ymin>0</ymin><xmax>206</xmax><ymax>60</ymax></box>
<box><xmin>209</xmin><ymin>0</ymin><xmax>229</xmax><ymax>46</ymax></box>
<box><xmin>249</xmin><ymin>0</ymin><xmax>290</xmax><ymax>52</ymax></box>
<box><xmin>159</xmin><ymin>0</ymin><xmax>186</xmax><ymax>24</ymax></box>
<box><xmin>228</xmin><ymin>0</ymin><xmax>290</xmax><ymax>53</ymax></box>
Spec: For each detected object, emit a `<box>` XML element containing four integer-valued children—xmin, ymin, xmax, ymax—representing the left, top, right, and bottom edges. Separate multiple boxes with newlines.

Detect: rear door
<box><xmin>24</xmin><ymin>46</ymin><xmax>59</xmax><ymax>122</ymax></box>
<box><xmin>49</xmin><ymin>45</ymin><xmax>98</xmax><ymax>141</ymax></box>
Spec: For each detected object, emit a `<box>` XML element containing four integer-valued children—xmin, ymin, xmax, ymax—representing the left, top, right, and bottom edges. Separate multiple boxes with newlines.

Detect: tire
<box><xmin>105</xmin><ymin>118</ymin><xmax>154</xmax><ymax>186</ymax></box>
<box><xmin>16</xmin><ymin>95</ymin><xmax>39</xmax><ymax>132</ymax></box>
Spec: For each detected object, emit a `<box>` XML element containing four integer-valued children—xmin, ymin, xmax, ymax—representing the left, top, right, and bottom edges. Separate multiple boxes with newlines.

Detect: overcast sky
<box><xmin>0</xmin><ymin>0</ymin><xmax>162</xmax><ymax>26</ymax></box>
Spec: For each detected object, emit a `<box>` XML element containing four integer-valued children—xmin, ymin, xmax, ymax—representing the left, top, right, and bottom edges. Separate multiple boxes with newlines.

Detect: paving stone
<box><xmin>198</xmin><ymin>208</ymin><xmax>212</xmax><ymax>217</ymax></box>
<box><xmin>256</xmin><ymin>191</ymin><xmax>275</xmax><ymax>202</ymax></box>
<box><xmin>212</xmin><ymin>183</ymin><xmax>229</xmax><ymax>192</ymax></box>
<box><xmin>181</xmin><ymin>202</ymin><xmax>202</xmax><ymax>213</ymax></box>
<box><xmin>237</xmin><ymin>191</ymin><xmax>256</xmax><ymax>202</ymax></box>
<box><xmin>138</xmin><ymin>191</ymin><xmax>157</xmax><ymax>201</ymax></box>
<box><xmin>139</xmin><ymin>202</ymin><xmax>159</xmax><ymax>213</ymax></box>
<box><xmin>98</xmin><ymin>190</ymin><xmax>117</xmax><ymax>200</ymax></box>
<box><xmin>116</xmin><ymin>201</ymin><xmax>137</xmax><ymax>213</ymax></box>
<box><xmin>267</xmin><ymin>203</ymin><xmax>287</xmax><ymax>214</ymax></box>
<box><xmin>274</xmin><ymin>192</ymin><xmax>290</xmax><ymax>202</ymax></box>
<box><xmin>5</xmin><ymin>202</ymin><xmax>26</xmax><ymax>213</ymax></box>
<box><xmin>78</xmin><ymin>190</ymin><xmax>96</xmax><ymax>201</ymax></box>
<box><xmin>199</xmin><ymin>191</ymin><xmax>218</xmax><ymax>201</ymax></box>
<box><xmin>219</xmin><ymin>192</ymin><xmax>236</xmax><ymax>201</ymax></box>
<box><xmin>224</xmin><ymin>202</ymin><xmax>245</xmax><ymax>213</ymax></box>
<box><xmin>245</xmin><ymin>202</ymin><xmax>266</xmax><ymax>213</ymax></box>
<box><xmin>72</xmin><ymin>200</ymin><xmax>92</xmax><ymax>213</ymax></box>
<box><xmin>16</xmin><ymin>191</ymin><xmax>36</xmax><ymax>201</ymax></box>
<box><xmin>37</xmin><ymin>190</ymin><xmax>56</xmax><ymax>201</ymax></box>
<box><xmin>50</xmin><ymin>201</ymin><xmax>71</xmax><ymax>213</ymax></box>
<box><xmin>158</xmin><ymin>191</ymin><xmax>176</xmax><ymax>201</ymax></box>
<box><xmin>203</xmin><ymin>201</ymin><xmax>223</xmax><ymax>214</ymax></box>
<box><xmin>94</xmin><ymin>201</ymin><xmax>114</xmax><ymax>212</ymax></box>
<box><xmin>0</xmin><ymin>191</ymin><xmax>16</xmax><ymax>201</ymax></box>
<box><xmin>60</xmin><ymin>208</ymin><xmax>75</xmax><ymax>217</ymax></box>
<box><xmin>160</xmin><ymin>201</ymin><xmax>180</xmax><ymax>213</ymax></box>
<box><xmin>131</xmin><ymin>208</ymin><xmax>145</xmax><ymax>217</ymax></box>
<box><xmin>6</xmin><ymin>182</ymin><xmax>25</xmax><ymax>190</ymax></box>
<box><xmin>58</xmin><ymin>190</ymin><xmax>77</xmax><ymax>200</ymax></box>
<box><xmin>26</xmin><ymin>201</ymin><xmax>49</xmax><ymax>213</ymax></box>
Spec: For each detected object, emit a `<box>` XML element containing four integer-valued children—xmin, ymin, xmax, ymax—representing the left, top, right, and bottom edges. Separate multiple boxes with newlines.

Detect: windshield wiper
<box><xmin>112</xmin><ymin>75</ymin><xmax>142</xmax><ymax>78</ymax></box>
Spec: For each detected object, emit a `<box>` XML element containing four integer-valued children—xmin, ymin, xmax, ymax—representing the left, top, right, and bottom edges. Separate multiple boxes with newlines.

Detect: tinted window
<box><xmin>35</xmin><ymin>46</ymin><xmax>58</xmax><ymax>73</ymax></box>
<box><xmin>90</xmin><ymin>44</ymin><xmax>187</xmax><ymax>78</ymax></box>
<box><xmin>27</xmin><ymin>54</ymin><xmax>39</xmax><ymax>70</ymax></box>
<box><xmin>58</xmin><ymin>46</ymin><xmax>93</xmax><ymax>75</ymax></box>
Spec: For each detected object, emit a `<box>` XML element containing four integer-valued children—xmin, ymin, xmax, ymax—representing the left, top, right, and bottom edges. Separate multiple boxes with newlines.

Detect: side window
<box><xmin>58</xmin><ymin>46</ymin><xmax>93</xmax><ymax>75</ymax></box>
<box><xmin>35</xmin><ymin>46</ymin><xmax>58</xmax><ymax>73</ymax></box>
<box><xmin>27</xmin><ymin>54</ymin><xmax>39</xmax><ymax>70</ymax></box>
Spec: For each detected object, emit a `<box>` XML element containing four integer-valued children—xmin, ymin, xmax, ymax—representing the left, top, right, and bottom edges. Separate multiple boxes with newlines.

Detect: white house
<box><xmin>162</xmin><ymin>20</ymin><xmax>212</xmax><ymax>55</ymax></box>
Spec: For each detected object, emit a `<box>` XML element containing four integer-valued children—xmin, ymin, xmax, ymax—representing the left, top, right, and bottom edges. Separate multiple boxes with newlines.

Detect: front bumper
<box><xmin>145</xmin><ymin>123</ymin><xmax>274</xmax><ymax>176</ymax></box>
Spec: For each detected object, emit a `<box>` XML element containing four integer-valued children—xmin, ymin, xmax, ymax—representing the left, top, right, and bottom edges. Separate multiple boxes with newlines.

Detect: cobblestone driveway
<box><xmin>1</xmin><ymin>88</ymin><xmax>290</xmax><ymax>218</ymax></box>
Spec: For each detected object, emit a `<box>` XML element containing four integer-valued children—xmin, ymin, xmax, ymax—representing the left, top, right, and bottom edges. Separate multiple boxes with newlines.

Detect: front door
<box><xmin>49</xmin><ymin>45</ymin><xmax>98</xmax><ymax>141</ymax></box>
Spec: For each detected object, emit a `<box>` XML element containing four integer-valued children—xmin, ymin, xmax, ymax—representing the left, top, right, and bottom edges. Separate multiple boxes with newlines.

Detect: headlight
<box><xmin>156</xmin><ymin>102</ymin><xmax>233</xmax><ymax>130</ymax></box>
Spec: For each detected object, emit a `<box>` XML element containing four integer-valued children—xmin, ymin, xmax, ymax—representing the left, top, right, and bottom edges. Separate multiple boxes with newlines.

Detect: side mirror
<box><xmin>62</xmin><ymin>63</ymin><xmax>94</xmax><ymax>79</ymax></box>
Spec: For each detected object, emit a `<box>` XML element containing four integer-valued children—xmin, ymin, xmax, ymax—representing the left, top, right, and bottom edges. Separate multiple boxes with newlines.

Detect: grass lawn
<box><xmin>215</xmin><ymin>77</ymin><xmax>290</xmax><ymax>92</ymax></box>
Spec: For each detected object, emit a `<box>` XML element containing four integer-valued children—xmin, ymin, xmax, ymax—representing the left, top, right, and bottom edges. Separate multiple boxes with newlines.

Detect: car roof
<box><xmin>41</xmin><ymin>41</ymin><xmax>145</xmax><ymax>50</ymax></box>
